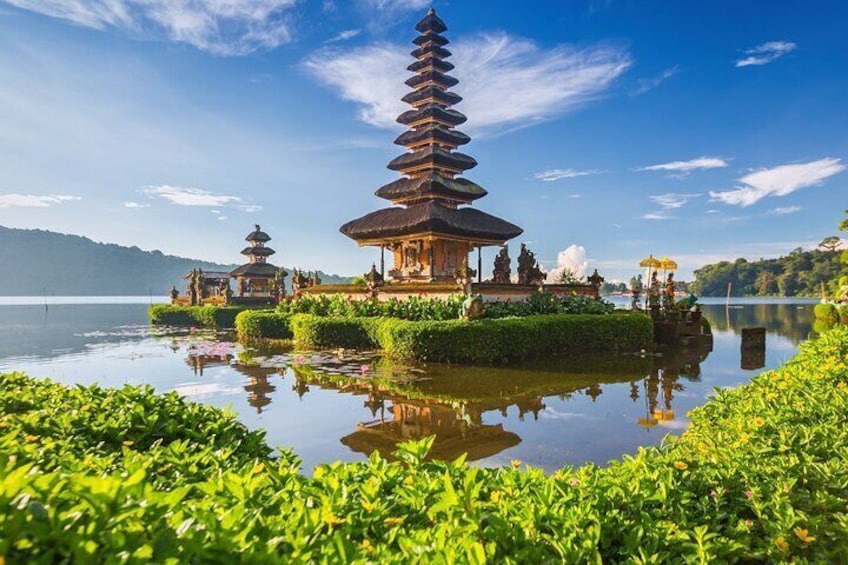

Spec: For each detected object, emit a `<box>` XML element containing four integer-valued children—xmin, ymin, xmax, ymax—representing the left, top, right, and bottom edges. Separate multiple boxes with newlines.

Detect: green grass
<box><xmin>149</xmin><ymin>305</ymin><xmax>266</xmax><ymax>328</ymax></box>
<box><xmin>2</xmin><ymin>327</ymin><xmax>848</xmax><ymax>562</ymax></box>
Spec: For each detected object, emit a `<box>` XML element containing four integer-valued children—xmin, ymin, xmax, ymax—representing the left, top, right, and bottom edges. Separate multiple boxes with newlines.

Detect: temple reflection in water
<box><xmin>184</xmin><ymin>343</ymin><xmax>712</xmax><ymax>463</ymax></box>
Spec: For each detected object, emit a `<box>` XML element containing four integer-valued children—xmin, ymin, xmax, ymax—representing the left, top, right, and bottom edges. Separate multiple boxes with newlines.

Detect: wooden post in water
<box><xmin>726</xmin><ymin>282</ymin><xmax>732</xmax><ymax>306</ymax></box>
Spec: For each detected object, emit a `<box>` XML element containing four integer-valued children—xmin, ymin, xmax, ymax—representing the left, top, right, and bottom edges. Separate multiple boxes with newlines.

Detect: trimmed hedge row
<box><xmin>814</xmin><ymin>302</ymin><xmax>848</xmax><ymax>324</ymax></box>
<box><xmin>149</xmin><ymin>305</ymin><xmax>262</xmax><ymax>328</ymax></box>
<box><xmin>235</xmin><ymin>311</ymin><xmax>293</xmax><ymax>340</ymax></box>
<box><xmin>3</xmin><ymin>327</ymin><xmax>848</xmax><ymax>562</ymax></box>
<box><xmin>260</xmin><ymin>312</ymin><xmax>653</xmax><ymax>362</ymax></box>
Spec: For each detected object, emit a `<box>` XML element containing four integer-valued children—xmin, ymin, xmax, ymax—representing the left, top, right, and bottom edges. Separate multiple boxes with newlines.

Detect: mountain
<box><xmin>690</xmin><ymin>248</ymin><xmax>841</xmax><ymax>297</ymax></box>
<box><xmin>0</xmin><ymin>226</ymin><xmax>350</xmax><ymax>296</ymax></box>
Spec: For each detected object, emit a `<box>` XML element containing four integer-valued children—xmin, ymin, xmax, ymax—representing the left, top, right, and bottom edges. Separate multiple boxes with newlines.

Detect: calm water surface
<box><xmin>0</xmin><ymin>298</ymin><xmax>816</xmax><ymax>472</ymax></box>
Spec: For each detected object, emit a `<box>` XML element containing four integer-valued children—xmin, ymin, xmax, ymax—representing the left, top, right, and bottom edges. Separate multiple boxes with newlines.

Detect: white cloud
<box><xmin>735</xmin><ymin>41</ymin><xmax>796</xmax><ymax>68</ymax></box>
<box><xmin>649</xmin><ymin>192</ymin><xmax>700</xmax><ymax>209</ymax></box>
<box><xmin>236</xmin><ymin>204</ymin><xmax>263</xmax><ymax>212</ymax></box>
<box><xmin>305</xmin><ymin>32</ymin><xmax>631</xmax><ymax>135</ymax></box>
<box><xmin>534</xmin><ymin>169</ymin><xmax>601</xmax><ymax>181</ymax></box>
<box><xmin>631</xmin><ymin>65</ymin><xmax>680</xmax><ymax>96</ymax></box>
<box><xmin>327</xmin><ymin>29</ymin><xmax>360</xmax><ymax>42</ymax></box>
<box><xmin>642</xmin><ymin>211</ymin><xmax>674</xmax><ymax>220</ymax></box>
<box><xmin>709</xmin><ymin>158</ymin><xmax>846</xmax><ymax>207</ymax></box>
<box><xmin>547</xmin><ymin>244</ymin><xmax>589</xmax><ymax>283</ymax></box>
<box><xmin>362</xmin><ymin>0</ymin><xmax>429</xmax><ymax>13</ymax></box>
<box><xmin>767</xmin><ymin>206</ymin><xmax>802</xmax><ymax>216</ymax></box>
<box><xmin>637</xmin><ymin>157</ymin><xmax>728</xmax><ymax>174</ymax></box>
<box><xmin>123</xmin><ymin>201</ymin><xmax>149</xmax><ymax>208</ymax></box>
<box><xmin>2</xmin><ymin>0</ymin><xmax>297</xmax><ymax>55</ymax></box>
<box><xmin>144</xmin><ymin>185</ymin><xmax>242</xmax><ymax>207</ymax></box>
<box><xmin>0</xmin><ymin>193</ymin><xmax>80</xmax><ymax>208</ymax></box>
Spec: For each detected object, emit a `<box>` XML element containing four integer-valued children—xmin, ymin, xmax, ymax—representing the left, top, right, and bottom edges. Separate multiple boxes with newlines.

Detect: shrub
<box><xmin>284</xmin><ymin>313</ymin><xmax>652</xmax><ymax>362</ymax></box>
<box><xmin>235</xmin><ymin>310</ymin><xmax>293</xmax><ymax>340</ymax></box>
<box><xmin>3</xmin><ymin>328</ymin><xmax>848</xmax><ymax>562</ymax></box>
<box><xmin>814</xmin><ymin>302</ymin><xmax>839</xmax><ymax>322</ymax></box>
<box><xmin>149</xmin><ymin>305</ymin><xmax>256</xmax><ymax>328</ymax></box>
<box><xmin>290</xmin><ymin>314</ymin><xmax>381</xmax><ymax>350</ymax></box>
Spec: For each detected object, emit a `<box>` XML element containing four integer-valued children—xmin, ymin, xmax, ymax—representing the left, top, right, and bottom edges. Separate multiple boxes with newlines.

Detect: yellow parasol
<box><xmin>658</xmin><ymin>257</ymin><xmax>678</xmax><ymax>272</ymax></box>
<box><xmin>639</xmin><ymin>255</ymin><xmax>661</xmax><ymax>269</ymax></box>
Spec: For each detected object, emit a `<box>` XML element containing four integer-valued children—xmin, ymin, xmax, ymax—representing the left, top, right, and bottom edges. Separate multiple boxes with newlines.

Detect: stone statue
<box><xmin>364</xmin><ymin>263</ymin><xmax>384</xmax><ymax>289</ymax></box>
<box><xmin>460</xmin><ymin>294</ymin><xmax>485</xmax><ymax>320</ymax></box>
<box><xmin>587</xmin><ymin>269</ymin><xmax>604</xmax><ymax>289</ymax></box>
<box><xmin>271</xmin><ymin>268</ymin><xmax>288</xmax><ymax>299</ymax></box>
<box><xmin>292</xmin><ymin>269</ymin><xmax>308</xmax><ymax>294</ymax></box>
<box><xmin>492</xmin><ymin>246</ymin><xmax>511</xmax><ymax>284</ymax></box>
<box><xmin>170</xmin><ymin>285</ymin><xmax>179</xmax><ymax>303</ymax></box>
<box><xmin>188</xmin><ymin>269</ymin><xmax>199</xmax><ymax>305</ymax></box>
<box><xmin>194</xmin><ymin>269</ymin><xmax>206</xmax><ymax>300</ymax></box>
<box><xmin>629</xmin><ymin>276</ymin><xmax>642</xmax><ymax>311</ymax></box>
<box><xmin>517</xmin><ymin>244</ymin><xmax>545</xmax><ymax>285</ymax></box>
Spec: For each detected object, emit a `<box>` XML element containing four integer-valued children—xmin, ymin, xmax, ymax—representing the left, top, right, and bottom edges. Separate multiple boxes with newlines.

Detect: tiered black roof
<box><xmin>245</xmin><ymin>225</ymin><xmax>271</xmax><ymax>242</ymax></box>
<box><xmin>241</xmin><ymin>246</ymin><xmax>275</xmax><ymax>257</ymax></box>
<box><xmin>340</xmin><ymin>8</ymin><xmax>522</xmax><ymax>244</ymax></box>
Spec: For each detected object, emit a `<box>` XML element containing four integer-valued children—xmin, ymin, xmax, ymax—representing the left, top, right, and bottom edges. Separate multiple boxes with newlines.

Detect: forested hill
<box><xmin>690</xmin><ymin>248</ymin><xmax>841</xmax><ymax>297</ymax></box>
<box><xmin>0</xmin><ymin>226</ymin><xmax>349</xmax><ymax>295</ymax></box>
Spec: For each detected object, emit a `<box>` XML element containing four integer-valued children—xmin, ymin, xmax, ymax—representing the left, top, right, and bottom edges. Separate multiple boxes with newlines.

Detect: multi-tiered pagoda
<box><xmin>229</xmin><ymin>225</ymin><xmax>280</xmax><ymax>297</ymax></box>
<box><xmin>340</xmin><ymin>8</ymin><xmax>522</xmax><ymax>283</ymax></box>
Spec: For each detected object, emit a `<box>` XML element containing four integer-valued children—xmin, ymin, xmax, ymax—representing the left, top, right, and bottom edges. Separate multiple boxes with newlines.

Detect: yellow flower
<box><xmin>251</xmin><ymin>462</ymin><xmax>265</xmax><ymax>475</ymax></box>
<box><xmin>122</xmin><ymin>440</ymin><xmax>134</xmax><ymax>447</ymax></box>
<box><xmin>775</xmin><ymin>536</ymin><xmax>789</xmax><ymax>552</ymax></box>
<box><xmin>404</xmin><ymin>476</ymin><xmax>414</xmax><ymax>485</ymax></box>
<box><xmin>313</xmin><ymin>467</ymin><xmax>325</xmax><ymax>480</ymax></box>
<box><xmin>511</xmin><ymin>459</ymin><xmax>522</xmax><ymax>469</ymax></box>
<box><xmin>794</xmin><ymin>528</ymin><xmax>815</xmax><ymax>543</ymax></box>
<box><xmin>673</xmin><ymin>461</ymin><xmax>688</xmax><ymax>471</ymax></box>
<box><xmin>752</xmin><ymin>417</ymin><xmax>765</xmax><ymax>427</ymax></box>
<box><xmin>323</xmin><ymin>512</ymin><xmax>344</xmax><ymax>526</ymax></box>
<box><xmin>384</xmin><ymin>516</ymin><xmax>404</xmax><ymax>526</ymax></box>
<box><xmin>25</xmin><ymin>434</ymin><xmax>38</xmax><ymax>443</ymax></box>
<box><xmin>361</xmin><ymin>539</ymin><xmax>374</xmax><ymax>553</ymax></box>
<box><xmin>490</xmin><ymin>491</ymin><xmax>502</xmax><ymax>504</ymax></box>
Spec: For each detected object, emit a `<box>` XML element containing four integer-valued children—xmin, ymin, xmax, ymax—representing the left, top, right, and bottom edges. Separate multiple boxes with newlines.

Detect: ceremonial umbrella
<box><xmin>658</xmin><ymin>257</ymin><xmax>678</xmax><ymax>272</ymax></box>
<box><xmin>639</xmin><ymin>255</ymin><xmax>662</xmax><ymax>308</ymax></box>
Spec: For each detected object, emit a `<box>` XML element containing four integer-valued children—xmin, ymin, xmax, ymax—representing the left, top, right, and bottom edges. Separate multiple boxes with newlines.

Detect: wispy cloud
<box><xmin>649</xmin><ymin>192</ymin><xmax>701</xmax><ymax>209</ymax></box>
<box><xmin>327</xmin><ymin>29</ymin><xmax>361</xmax><ymax>43</ymax></box>
<box><xmin>641</xmin><ymin>211</ymin><xmax>674</xmax><ymax>220</ymax></box>
<box><xmin>709</xmin><ymin>158</ymin><xmax>846</xmax><ymax>207</ymax></box>
<box><xmin>144</xmin><ymin>185</ymin><xmax>243</xmax><ymax>207</ymax></box>
<box><xmin>305</xmin><ymin>32</ymin><xmax>631</xmax><ymax>135</ymax></box>
<box><xmin>362</xmin><ymin>0</ymin><xmax>429</xmax><ymax>15</ymax></box>
<box><xmin>637</xmin><ymin>157</ymin><xmax>728</xmax><ymax>174</ymax></box>
<box><xmin>631</xmin><ymin>65</ymin><xmax>680</xmax><ymax>96</ymax></box>
<box><xmin>534</xmin><ymin>168</ymin><xmax>602</xmax><ymax>181</ymax></box>
<box><xmin>767</xmin><ymin>206</ymin><xmax>802</xmax><ymax>216</ymax></box>
<box><xmin>735</xmin><ymin>41</ymin><xmax>797</xmax><ymax>68</ymax></box>
<box><xmin>2</xmin><ymin>0</ymin><xmax>297</xmax><ymax>55</ymax></box>
<box><xmin>123</xmin><ymin>201</ymin><xmax>149</xmax><ymax>208</ymax></box>
<box><xmin>0</xmin><ymin>193</ymin><xmax>80</xmax><ymax>208</ymax></box>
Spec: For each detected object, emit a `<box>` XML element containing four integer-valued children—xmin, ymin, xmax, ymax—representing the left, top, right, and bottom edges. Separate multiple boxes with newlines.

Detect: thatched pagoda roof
<box><xmin>401</xmin><ymin>86</ymin><xmax>462</xmax><ymax>107</ymax></box>
<box><xmin>407</xmin><ymin>58</ymin><xmax>454</xmax><ymax>73</ymax></box>
<box><xmin>229</xmin><ymin>263</ymin><xmax>279</xmax><ymax>277</ymax></box>
<box><xmin>375</xmin><ymin>173</ymin><xmax>487</xmax><ymax>203</ymax></box>
<box><xmin>415</xmin><ymin>7</ymin><xmax>447</xmax><ymax>34</ymax></box>
<box><xmin>340</xmin><ymin>201</ymin><xmax>522</xmax><ymax>243</ymax></box>
<box><xmin>393</xmin><ymin>125</ymin><xmax>470</xmax><ymax>148</ymax></box>
<box><xmin>240</xmin><ymin>246</ymin><xmax>275</xmax><ymax>257</ymax></box>
<box><xmin>397</xmin><ymin>105</ymin><xmax>467</xmax><ymax>126</ymax></box>
<box><xmin>412</xmin><ymin>32</ymin><xmax>448</xmax><ymax>47</ymax></box>
<box><xmin>387</xmin><ymin>146</ymin><xmax>477</xmax><ymax>174</ymax></box>
<box><xmin>245</xmin><ymin>224</ymin><xmax>271</xmax><ymax>242</ymax></box>
<box><xmin>404</xmin><ymin>70</ymin><xmax>459</xmax><ymax>89</ymax></box>
<box><xmin>411</xmin><ymin>44</ymin><xmax>451</xmax><ymax>59</ymax></box>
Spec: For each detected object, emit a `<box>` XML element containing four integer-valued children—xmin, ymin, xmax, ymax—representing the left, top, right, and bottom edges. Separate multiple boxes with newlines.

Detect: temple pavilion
<box><xmin>340</xmin><ymin>8</ymin><xmax>522</xmax><ymax>283</ymax></box>
<box><xmin>229</xmin><ymin>225</ymin><xmax>280</xmax><ymax>298</ymax></box>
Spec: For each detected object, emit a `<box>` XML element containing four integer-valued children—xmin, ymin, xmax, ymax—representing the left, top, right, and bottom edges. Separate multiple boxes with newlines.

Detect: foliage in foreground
<box><xmin>2</xmin><ymin>327</ymin><xmax>848</xmax><ymax>562</ymax></box>
<box><xmin>276</xmin><ymin>292</ymin><xmax>614</xmax><ymax>321</ymax></box>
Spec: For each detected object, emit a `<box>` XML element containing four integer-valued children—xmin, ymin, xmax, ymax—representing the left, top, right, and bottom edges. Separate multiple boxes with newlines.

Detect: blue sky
<box><xmin>0</xmin><ymin>0</ymin><xmax>846</xmax><ymax>282</ymax></box>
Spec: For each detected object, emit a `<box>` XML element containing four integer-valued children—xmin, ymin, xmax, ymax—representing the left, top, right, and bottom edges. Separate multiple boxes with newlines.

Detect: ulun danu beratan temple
<box><xmin>340</xmin><ymin>8</ymin><xmax>523</xmax><ymax>284</ymax></box>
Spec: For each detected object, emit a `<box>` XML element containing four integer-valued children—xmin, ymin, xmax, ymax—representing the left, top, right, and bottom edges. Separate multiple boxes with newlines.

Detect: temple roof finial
<box><xmin>428</xmin><ymin>7</ymin><xmax>435</xmax><ymax>15</ymax></box>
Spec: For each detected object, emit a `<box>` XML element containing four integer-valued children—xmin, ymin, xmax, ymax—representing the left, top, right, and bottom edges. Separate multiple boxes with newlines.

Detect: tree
<box><xmin>556</xmin><ymin>268</ymin><xmax>581</xmax><ymax>285</ymax></box>
<box><xmin>819</xmin><ymin>236</ymin><xmax>843</xmax><ymax>253</ymax></box>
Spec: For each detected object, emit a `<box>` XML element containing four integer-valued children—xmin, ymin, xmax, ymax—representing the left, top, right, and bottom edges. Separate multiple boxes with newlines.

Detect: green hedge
<box><xmin>235</xmin><ymin>310</ymin><xmax>293</xmax><ymax>340</ymax></box>
<box><xmin>149</xmin><ymin>305</ymin><xmax>261</xmax><ymax>328</ymax></box>
<box><xmin>3</xmin><ymin>327</ymin><xmax>848</xmax><ymax>561</ymax></box>
<box><xmin>288</xmin><ymin>313</ymin><xmax>652</xmax><ymax>362</ymax></box>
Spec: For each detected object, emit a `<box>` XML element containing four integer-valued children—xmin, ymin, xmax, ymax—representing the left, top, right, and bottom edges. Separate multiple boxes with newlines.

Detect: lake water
<box><xmin>0</xmin><ymin>298</ymin><xmax>817</xmax><ymax>472</ymax></box>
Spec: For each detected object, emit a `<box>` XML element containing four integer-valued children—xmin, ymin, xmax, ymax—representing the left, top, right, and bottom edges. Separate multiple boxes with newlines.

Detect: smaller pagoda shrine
<box><xmin>229</xmin><ymin>225</ymin><xmax>285</xmax><ymax>303</ymax></box>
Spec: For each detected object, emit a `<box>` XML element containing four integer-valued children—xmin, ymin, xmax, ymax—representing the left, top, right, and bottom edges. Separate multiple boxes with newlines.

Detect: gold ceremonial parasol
<box><xmin>639</xmin><ymin>255</ymin><xmax>661</xmax><ymax>269</ymax></box>
<box><xmin>658</xmin><ymin>257</ymin><xmax>678</xmax><ymax>272</ymax></box>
